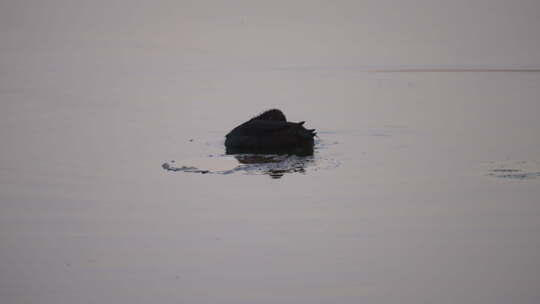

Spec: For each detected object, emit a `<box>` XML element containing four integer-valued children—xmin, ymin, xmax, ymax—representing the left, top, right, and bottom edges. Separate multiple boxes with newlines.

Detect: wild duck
<box><xmin>225</xmin><ymin>109</ymin><xmax>316</xmax><ymax>156</ymax></box>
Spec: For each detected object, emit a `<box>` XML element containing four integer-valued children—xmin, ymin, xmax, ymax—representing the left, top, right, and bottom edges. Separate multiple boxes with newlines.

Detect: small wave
<box><xmin>488</xmin><ymin>170</ymin><xmax>540</xmax><ymax>180</ymax></box>
<box><xmin>486</xmin><ymin>160</ymin><xmax>540</xmax><ymax>180</ymax></box>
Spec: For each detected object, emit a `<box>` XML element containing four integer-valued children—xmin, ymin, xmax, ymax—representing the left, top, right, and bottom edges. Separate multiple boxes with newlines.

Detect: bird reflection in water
<box><xmin>225</xmin><ymin>109</ymin><xmax>317</xmax><ymax>178</ymax></box>
<box><xmin>162</xmin><ymin>154</ymin><xmax>315</xmax><ymax>179</ymax></box>
<box><xmin>233</xmin><ymin>154</ymin><xmax>314</xmax><ymax>179</ymax></box>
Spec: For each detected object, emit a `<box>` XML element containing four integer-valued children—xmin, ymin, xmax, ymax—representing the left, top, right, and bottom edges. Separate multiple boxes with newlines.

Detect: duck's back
<box><xmin>225</xmin><ymin>109</ymin><xmax>316</xmax><ymax>155</ymax></box>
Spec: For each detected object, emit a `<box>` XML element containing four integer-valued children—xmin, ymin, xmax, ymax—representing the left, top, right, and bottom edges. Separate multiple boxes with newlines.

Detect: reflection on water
<box><xmin>162</xmin><ymin>137</ymin><xmax>339</xmax><ymax>179</ymax></box>
<box><xmin>235</xmin><ymin>154</ymin><xmax>314</xmax><ymax>179</ymax></box>
<box><xmin>161</xmin><ymin>154</ymin><xmax>320</xmax><ymax>179</ymax></box>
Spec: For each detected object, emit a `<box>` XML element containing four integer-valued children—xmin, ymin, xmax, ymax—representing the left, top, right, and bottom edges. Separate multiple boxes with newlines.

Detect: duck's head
<box><xmin>250</xmin><ymin>109</ymin><xmax>287</xmax><ymax>122</ymax></box>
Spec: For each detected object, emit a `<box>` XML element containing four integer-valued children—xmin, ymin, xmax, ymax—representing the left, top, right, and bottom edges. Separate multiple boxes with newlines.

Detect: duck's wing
<box><xmin>227</xmin><ymin>120</ymin><xmax>316</xmax><ymax>140</ymax></box>
<box><xmin>226</xmin><ymin>120</ymin><xmax>290</xmax><ymax>137</ymax></box>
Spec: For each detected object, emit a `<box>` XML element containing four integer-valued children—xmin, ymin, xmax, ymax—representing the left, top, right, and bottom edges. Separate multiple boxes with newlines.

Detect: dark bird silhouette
<box><xmin>225</xmin><ymin>109</ymin><xmax>316</xmax><ymax>156</ymax></box>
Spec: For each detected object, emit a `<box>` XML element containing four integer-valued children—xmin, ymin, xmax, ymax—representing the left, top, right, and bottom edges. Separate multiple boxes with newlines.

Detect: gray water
<box><xmin>2</xmin><ymin>1</ymin><xmax>540</xmax><ymax>303</ymax></box>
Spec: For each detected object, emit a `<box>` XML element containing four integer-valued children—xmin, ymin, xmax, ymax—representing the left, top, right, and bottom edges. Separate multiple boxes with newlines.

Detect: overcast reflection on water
<box><xmin>2</xmin><ymin>1</ymin><xmax>540</xmax><ymax>304</ymax></box>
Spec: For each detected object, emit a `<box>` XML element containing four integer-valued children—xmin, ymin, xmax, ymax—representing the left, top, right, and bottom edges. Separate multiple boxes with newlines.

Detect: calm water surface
<box><xmin>2</xmin><ymin>69</ymin><xmax>539</xmax><ymax>304</ymax></box>
<box><xmin>2</xmin><ymin>1</ymin><xmax>540</xmax><ymax>303</ymax></box>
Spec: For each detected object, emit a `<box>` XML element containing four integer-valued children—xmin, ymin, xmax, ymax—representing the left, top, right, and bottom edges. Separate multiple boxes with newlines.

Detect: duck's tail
<box><xmin>295</xmin><ymin>123</ymin><xmax>316</xmax><ymax>139</ymax></box>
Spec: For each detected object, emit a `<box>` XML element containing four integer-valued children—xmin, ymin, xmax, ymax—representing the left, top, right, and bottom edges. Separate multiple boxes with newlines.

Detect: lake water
<box><xmin>2</xmin><ymin>1</ymin><xmax>540</xmax><ymax>303</ymax></box>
